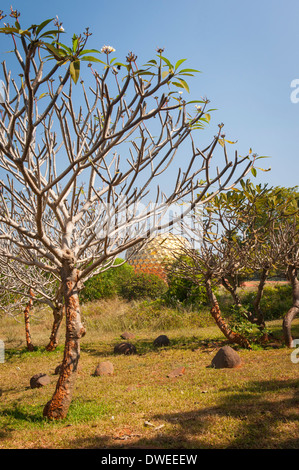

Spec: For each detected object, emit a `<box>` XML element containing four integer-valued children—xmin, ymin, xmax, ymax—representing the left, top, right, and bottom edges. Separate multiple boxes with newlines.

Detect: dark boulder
<box><xmin>30</xmin><ymin>373</ymin><xmax>51</xmax><ymax>389</ymax></box>
<box><xmin>114</xmin><ymin>342</ymin><xmax>137</xmax><ymax>355</ymax></box>
<box><xmin>153</xmin><ymin>335</ymin><xmax>170</xmax><ymax>347</ymax></box>
<box><xmin>211</xmin><ymin>346</ymin><xmax>242</xmax><ymax>369</ymax></box>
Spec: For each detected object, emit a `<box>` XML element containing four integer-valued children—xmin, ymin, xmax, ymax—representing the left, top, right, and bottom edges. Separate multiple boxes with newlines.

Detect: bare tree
<box><xmin>0</xmin><ymin>12</ymin><xmax>256</xmax><ymax>419</ymax></box>
<box><xmin>0</xmin><ymin>251</ymin><xmax>63</xmax><ymax>350</ymax></box>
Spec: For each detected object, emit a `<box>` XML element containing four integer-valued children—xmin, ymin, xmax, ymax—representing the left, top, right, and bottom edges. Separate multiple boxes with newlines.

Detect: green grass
<box><xmin>0</xmin><ymin>294</ymin><xmax>298</xmax><ymax>449</ymax></box>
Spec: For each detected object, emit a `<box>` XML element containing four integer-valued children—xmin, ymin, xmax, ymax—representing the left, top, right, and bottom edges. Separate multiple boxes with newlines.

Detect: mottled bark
<box><xmin>43</xmin><ymin>259</ymin><xmax>86</xmax><ymax>420</ymax></box>
<box><xmin>45</xmin><ymin>304</ymin><xmax>64</xmax><ymax>352</ymax></box>
<box><xmin>205</xmin><ymin>278</ymin><xmax>251</xmax><ymax>349</ymax></box>
<box><xmin>283</xmin><ymin>266</ymin><xmax>299</xmax><ymax>347</ymax></box>
<box><xmin>24</xmin><ymin>288</ymin><xmax>35</xmax><ymax>352</ymax></box>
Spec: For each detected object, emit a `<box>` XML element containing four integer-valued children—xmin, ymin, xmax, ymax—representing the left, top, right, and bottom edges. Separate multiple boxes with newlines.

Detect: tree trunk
<box><xmin>221</xmin><ymin>276</ymin><xmax>242</xmax><ymax>307</ymax></box>
<box><xmin>205</xmin><ymin>278</ymin><xmax>251</xmax><ymax>349</ymax></box>
<box><xmin>283</xmin><ymin>266</ymin><xmax>299</xmax><ymax>347</ymax></box>
<box><xmin>252</xmin><ymin>267</ymin><xmax>269</xmax><ymax>331</ymax></box>
<box><xmin>43</xmin><ymin>261</ymin><xmax>86</xmax><ymax>420</ymax></box>
<box><xmin>24</xmin><ymin>288</ymin><xmax>35</xmax><ymax>352</ymax></box>
<box><xmin>45</xmin><ymin>304</ymin><xmax>64</xmax><ymax>352</ymax></box>
<box><xmin>222</xmin><ymin>270</ymin><xmax>270</xmax><ymax>341</ymax></box>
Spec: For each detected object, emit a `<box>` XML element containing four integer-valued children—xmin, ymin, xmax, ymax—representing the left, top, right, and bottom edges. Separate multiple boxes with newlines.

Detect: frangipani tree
<box><xmin>173</xmin><ymin>182</ymin><xmax>299</xmax><ymax>347</ymax></box>
<box><xmin>0</xmin><ymin>250</ymin><xmax>63</xmax><ymax>351</ymax></box>
<box><xmin>0</xmin><ymin>10</ymin><xmax>257</xmax><ymax>419</ymax></box>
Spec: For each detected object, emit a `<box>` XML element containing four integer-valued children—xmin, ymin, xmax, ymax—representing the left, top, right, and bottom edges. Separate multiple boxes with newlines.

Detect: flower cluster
<box><xmin>100</xmin><ymin>45</ymin><xmax>115</xmax><ymax>54</ymax></box>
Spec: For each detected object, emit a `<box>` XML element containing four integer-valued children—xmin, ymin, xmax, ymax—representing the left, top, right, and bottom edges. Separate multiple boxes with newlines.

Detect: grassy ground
<box><xmin>0</xmin><ymin>296</ymin><xmax>298</xmax><ymax>449</ymax></box>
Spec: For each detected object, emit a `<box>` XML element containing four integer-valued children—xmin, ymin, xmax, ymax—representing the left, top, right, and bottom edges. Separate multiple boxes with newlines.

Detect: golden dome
<box><xmin>126</xmin><ymin>233</ymin><xmax>190</xmax><ymax>281</ymax></box>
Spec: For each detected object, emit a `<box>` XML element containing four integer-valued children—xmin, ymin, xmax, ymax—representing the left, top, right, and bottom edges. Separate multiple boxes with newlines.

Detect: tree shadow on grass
<box><xmin>4</xmin><ymin>345</ymin><xmax>64</xmax><ymax>361</ymax></box>
<box><xmin>0</xmin><ymin>403</ymin><xmax>45</xmax><ymax>441</ymax></box>
<box><xmin>69</xmin><ymin>378</ymin><xmax>299</xmax><ymax>450</ymax></box>
<box><xmin>80</xmin><ymin>335</ymin><xmax>229</xmax><ymax>358</ymax></box>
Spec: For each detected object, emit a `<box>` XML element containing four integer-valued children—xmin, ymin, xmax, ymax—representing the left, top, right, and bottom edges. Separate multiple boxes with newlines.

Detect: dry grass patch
<box><xmin>0</xmin><ymin>297</ymin><xmax>298</xmax><ymax>449</ymax></box>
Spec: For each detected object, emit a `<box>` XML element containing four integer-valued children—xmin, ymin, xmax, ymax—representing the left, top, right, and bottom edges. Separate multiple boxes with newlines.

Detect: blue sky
<box><xmin>1</xmin><ymin>0</ymin><xmax>299</xmax><ymax>190</ymax></box>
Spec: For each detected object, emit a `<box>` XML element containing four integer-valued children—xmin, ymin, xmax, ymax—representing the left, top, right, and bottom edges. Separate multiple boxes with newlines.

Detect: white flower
<box><xmin>101</xmin><ymin>45</ymin><xmax>116</xmax><ymax>54</ymax></box>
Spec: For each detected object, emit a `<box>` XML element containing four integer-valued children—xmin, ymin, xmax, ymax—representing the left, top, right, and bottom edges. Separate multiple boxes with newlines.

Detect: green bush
<box><xmin>80</xmin><ymin>259</ymin><xmax>167</xmax><ymax>303</ymax></box>
<box><xmin>80</xmin><ymin>259</ymin><xmax>134</xmax><ymax>303</ymax></box>
<box><xmin>228</xmin><ymin>304</ymin><xmax>266</xmax><ymax>343</ymax></box>
<box><xmin>163</xmin><ymin>268</ymin><xmax>208</xmax><ymax>308</ymax></box>
<box><xmin>119</xmin><ymin>272</ymin><xmax>168</xmax><ymax>301</ymax></box>
<box><xmin>241</xmin><ymin>284</ymin><xmax>292</xmax><ymax>321</ymax></box>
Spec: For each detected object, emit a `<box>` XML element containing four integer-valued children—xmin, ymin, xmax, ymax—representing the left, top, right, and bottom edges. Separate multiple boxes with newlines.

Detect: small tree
<box><xmin>0</xmin><ymin>11</ymin><xmax>256</xmax><ymax>419</ymax></box>
<box><xmin>209</xmin><ymin>183</ymin><xmax>298</xmax><ymax>341</ymax></box>
<box><xmin>0</xmin><ymin>252</ymin><xmax>63</xmax><ymax>350</ymax></box>
<box><xmin>172</xmin><ymin>198</ymin><xmax>254</xmax><ymax>348</ymax></box>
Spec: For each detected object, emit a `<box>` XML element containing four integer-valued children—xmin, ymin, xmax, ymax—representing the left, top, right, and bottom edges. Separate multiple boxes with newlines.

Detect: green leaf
<box><xmin>171</xmin><ymin>81</ymin><xmax>184</xmax><ymax>89</ymax></box>
<box><xmin>113</xmin><ymin>62</ymin><xmax>127</xmax><ymax>67</ymax></box>
<box><xmin>44</xmin><ymin>43</ymin><xmax>67</xmax><ymax>59</ymax></box>
<box><xmin>69</xmin><ymin>60</ymin><xmax>80</xmax><ymax>84</ymax></box>
<box><xmin>39</xmin><ymin>29</ymin><xmax>63</xmax><ymax>38</ymax></box>
<box><xmin>175</xmin><ymin>58</ymin><xmax>187</xmax><ymax>70</ymax></box>
<box><xmin>144</xmin><ymin>59</ymin><xmax>157</xmax><ymax>66</ymax></box>
<box><xmin>256</xmin><ymin>167</ymin><xmax>271</xmax><ymax>172</ymax></box>
<box><xmin>35</xmin><ymin>18</ymin><xmax>54</xmax><ymax>35</ymax></box>
<box><xmin>78</xmin><ymin>49</ymin><xmax>101</xmax><ymax>56</ymax></box>
<box><xmin>0</xmin><ymin>27</ymin><xmax>21</xmax><ymax>35</ymax></box>
<box><xmin>72</xmin><ymin>34</ymin><xmax>78</xmax><ymax>53</ymax></box>
<box><xmin>18</xmin><ymin>29</ymin><xmax>31</xmax><ymax>37</ymax></box>
<box><xmin>38</xmin><ymin>92</ymin><xmax>49</xmax><ymax>100</ymax></box>
<box><xmin>177</xmin><ymin>78</ymin><xmax>190</xmax><ymax>93</ymax></box>
<box><xmin>160</xmin><ymin>55</ymin><xmax>173</xmax><ymax>69</ymax></box>
<box><xmin>52</xmin><ymin>42</ymin><xmax>72</xmax><ymax>54</ymax></box>
<box><xmin>186</xmin><ymin>100</ymin><xmax>206</xmax><ymax>104</ymax></box>
<box><xmin>205</xmin><ymin>113</ymin><xmax>211</xmax><ymax>123</ymax></box>
<box><xmin>136</xmin><ymin>70</ymin><xmax>156</xmax><ymax>77</ymax></box>
<box><xmin>251</xmin><ymin>167</ymin><xmax>257</xmax><ymax>177</ymax></box>
<box><xmin>179</xmin><ymin>68</ymin><xmax>201</xmax><ymax>73</ymax></box>
<box><xmin>80</xmin><ymin>56</ymin><xmax>106</xmax><ymax>64</ymax></box>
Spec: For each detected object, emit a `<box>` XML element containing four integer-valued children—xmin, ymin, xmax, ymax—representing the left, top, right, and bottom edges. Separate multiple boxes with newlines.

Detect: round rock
<box><xmin>94</xmin><ymin>361</ymin><xmax>114</xmax><ymax>376</ymax></box>
<box><xmin>211</xmin><ymin>345</ymin><xmax>242</xmax><ymax>369</ymax></box>
<box><xmin>121</xmin><ymin>331</ymin><xmax>135</xmax><ymax>340</ymax></box>
<box><xmin>153</xmin><ymin>335</ymin><xmax>170</xmax><ymax>347</ymax></box>
<box><xmin>114</xmin><ymin>342</ymin><xmax>137</xmax><ymax>355</ymax></box>
<box><xmin>30</xmin><ymin>373</ymin><xmax>51</xmax><ymax>389</ymax></box>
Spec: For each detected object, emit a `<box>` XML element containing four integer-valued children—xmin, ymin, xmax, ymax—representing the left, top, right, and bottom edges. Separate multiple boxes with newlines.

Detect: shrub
<box><xmin>241</xmin><ymin>284</ymin><xmax>292</xmax><ymax>321</ymax></box>
<box><xmin>163</xmin><ymin>268</ymin><xmax>208</xmax><ymax>308</ymax></box>
<box><xmin>228</xmin><ymin>304</ymin><xmax>266</xmax><ymax>343</ymax></box>
<box><xmin>80</xmin><ymin>259</ymin><xmax>134</xmax><ymax>303</ymax></box>
<box><xmin>80</xmin><ymin>259</ymin><xmax>167</xmax><ymax>303</ymax></box>
<box><xmin>119</xmin><ymin>272</ymin><xmax>168</xmax><ymax>301</ymax></box>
